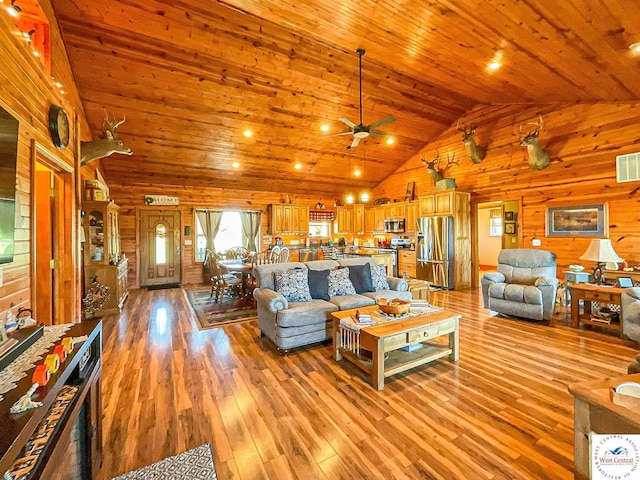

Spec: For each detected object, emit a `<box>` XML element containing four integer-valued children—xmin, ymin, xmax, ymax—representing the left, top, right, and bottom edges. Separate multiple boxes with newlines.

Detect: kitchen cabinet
<box><xmin>270</xmin><ymin>204</ymin><xmax>309</xmax><ymax>234</ymax></box>
<box><xmin>417</xmin><ymin>189</ymin><xmax>471</xmax><ymax>290</ymax></box>
<box><xmin>385</xmin><ymin>202</ymin><xmax>406</xmax><ymax>219</ymax></box>
<box><xmin>83</xmin><ymin>200</ymin><xmax>128</xmax><ymax>316</ymax></box>
<box><xmin>398</xmin><ymin>250</ymin><xmax>416</xmax><ymax>278</ymax></box>
<box><xmin>405</xmin><ymin>202</ymin><xmax>418</xmax><ymax>232</ymax></box>
<box><xmin>335</xmin><ymin>206</ymin><xmax>353</xmax><ymax>234</ymax></box>
<box><xmin>364</xmin><ymin>207</ymin><xmax>376</xmax><ymax>233</ymax></box>
<box><xmin>374</xmin><ymin>206</ymin><xmax>386</xmax><ymax>232</ymax></box>
<box><xmin>353</xmin><ymin>204</ymin><xmax>365</xmax><ymax>233</ymax></box>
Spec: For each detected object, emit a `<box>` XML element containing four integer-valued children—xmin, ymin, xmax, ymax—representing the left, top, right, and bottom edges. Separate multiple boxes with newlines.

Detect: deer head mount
<box><xmin>421</xmin><ymin>150</ymin><xmax>459</xmax><ymax>185</ymax></box>
<box><xmin>456</xmin><ymin>120</ymin><xmax>485</xmax><ymax>164</ymax></box>
<box><xmin>518</xmin><ymin>115</ymin><xmax>550</xmax><ymax>170</ymax></box>
<box><xmin>80</xmin><ymin>111</ymin><xmax>133</xmax><ymax>166</ymax></box>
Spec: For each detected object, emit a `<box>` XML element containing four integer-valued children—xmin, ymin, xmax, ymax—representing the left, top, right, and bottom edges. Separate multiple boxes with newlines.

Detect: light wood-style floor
<box><xmin>96</xmin><ymin>287</ymin><xmax>639</xmax><ymax>480</ymax></box>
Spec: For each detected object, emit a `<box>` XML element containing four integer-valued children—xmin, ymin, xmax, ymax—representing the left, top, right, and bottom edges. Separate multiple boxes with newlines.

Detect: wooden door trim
<box><xmin>31</xmin><ymin>140</ymin><xmax>78</xmax><ymax>324</ymax></box>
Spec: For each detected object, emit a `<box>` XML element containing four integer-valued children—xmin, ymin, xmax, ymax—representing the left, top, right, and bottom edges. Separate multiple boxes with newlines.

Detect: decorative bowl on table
<box><xmin>569</xmin><ymin>265</ymin><xmax>585</xmax><ymax>272</ymax></box>
<box><xmin>377</xmin><ymin>298</ymin><xmax>410</xmax><ymax>315</ymax></box>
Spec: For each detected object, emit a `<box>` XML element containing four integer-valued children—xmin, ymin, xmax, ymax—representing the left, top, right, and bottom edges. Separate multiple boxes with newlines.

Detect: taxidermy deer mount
<box><xmin>80</xmin><ymin>111</ymin><xmax>133</xmax><ymax>166</ymax></box>
<box><xmin>456</xmin><ymin>120</ymin><xmax>485</xmax><ymax>164</ymax></box>
<box><xmin>518</xmin><ymin>116</ymin><xmax>550</xmax><ymax>170</ymax></box>
<box><xmin>421</xmin><ymin>150</ymin><xmax>459</xmax><ymax>185</ymax></box>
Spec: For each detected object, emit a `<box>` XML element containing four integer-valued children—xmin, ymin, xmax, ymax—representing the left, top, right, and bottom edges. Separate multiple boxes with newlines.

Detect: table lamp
<box><xmin>579</xmin><ymin>238</ymin><xmax>623</xmax><ymax>284</ymax></box>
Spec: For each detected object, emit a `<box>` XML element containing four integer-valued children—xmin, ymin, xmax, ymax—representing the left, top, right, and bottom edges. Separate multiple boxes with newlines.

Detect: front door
<box><xmin>139</xmin><ymin>210</ymin><xmax>181</xmax><ymax>287</ymax></box>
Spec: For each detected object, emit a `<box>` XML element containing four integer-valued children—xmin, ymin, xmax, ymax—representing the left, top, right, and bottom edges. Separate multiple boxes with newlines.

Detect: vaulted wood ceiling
<box><xmin>52</xmin><ymin>0</ymin><xmax>640</xmax><ymax>197</ymax></box>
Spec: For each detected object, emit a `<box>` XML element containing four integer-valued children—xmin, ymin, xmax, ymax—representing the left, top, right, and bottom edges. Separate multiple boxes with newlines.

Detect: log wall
<box><xmin>373</xmin><ymin>103</ymin><xmax>640</xmax><ymax>274</ymax></box>
<box><xmin>0</xmin><ymin>2</ymin><xmax>89</xmax><ymax>323</ymax></box>
<box><xmin>107</xmin><ymin>185</ymin><xmax>336</xmax><ymax>287</ymax></box>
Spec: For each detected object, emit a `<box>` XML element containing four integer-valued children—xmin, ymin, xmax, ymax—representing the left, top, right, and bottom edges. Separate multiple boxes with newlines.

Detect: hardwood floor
<box><xmin>96</xmin><ymin>287</ymin><xmax>639</xmax><ymax>480</ymax></box>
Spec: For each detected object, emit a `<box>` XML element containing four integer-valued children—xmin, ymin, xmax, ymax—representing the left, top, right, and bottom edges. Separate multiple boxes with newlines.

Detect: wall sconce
<box><xmin>7</xmin><ymin>0</ymin><xmax>22</xmax><ymax>18</ymax></box>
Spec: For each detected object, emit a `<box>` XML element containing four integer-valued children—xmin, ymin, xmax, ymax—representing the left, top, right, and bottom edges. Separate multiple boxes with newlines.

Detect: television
<box><xmin>0</xmin><ymin>105</ymin><xmax>19</xmax><ymax>264</ymax></box>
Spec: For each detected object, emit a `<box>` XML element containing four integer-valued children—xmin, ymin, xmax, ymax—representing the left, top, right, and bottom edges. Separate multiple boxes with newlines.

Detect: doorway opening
<box><xmin>31</xmin><ymin>142</ymin><xmax>75</xmax><ymax>325</ymax></box>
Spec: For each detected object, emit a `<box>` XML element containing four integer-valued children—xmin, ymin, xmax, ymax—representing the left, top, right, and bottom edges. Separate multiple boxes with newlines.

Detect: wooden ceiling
<box><xmin>51</xmin><ymin>0</ymin><xmax>640</xmax><ymax>197</ymax></box>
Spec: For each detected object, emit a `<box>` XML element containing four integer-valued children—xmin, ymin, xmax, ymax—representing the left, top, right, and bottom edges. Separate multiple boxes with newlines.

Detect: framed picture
<box><xmin>504</xmin><ymin>222</ymin><xmax>516</xmax><ymax>234</ymax></box>
<box><xmin>545</xmin><ymin>203</ymin><xmax>608</xmax><ymax>237</ymax></box>
<box><xmin>617</xmin><ymin>277</ymin><xmax>633</xmax><ymax>288</ymax></box>
<box><xmin>504</xmin><ymin>211</ymin><xmax>515</xmax><ymax>221</ymax></box>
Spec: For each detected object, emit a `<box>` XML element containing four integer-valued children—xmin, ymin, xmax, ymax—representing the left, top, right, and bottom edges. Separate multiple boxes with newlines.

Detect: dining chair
<box><xmin>225</xmin><ymin>246</ymin><xmax>249</xmax><ymax>260</ymax></box>
<box><xmin>207</xmin><ymin>249</ymin><xmax>243</xmax><ymax>302</ymax></box>
<box><xmin>277</xmin><ymin>246</ymin><xmax>290</xmax><ymax>263</ymax></box>
<box><xmin>269</xmin><ymin>246</ymin><xmax>281</xmax><ymax>263</ymax></box>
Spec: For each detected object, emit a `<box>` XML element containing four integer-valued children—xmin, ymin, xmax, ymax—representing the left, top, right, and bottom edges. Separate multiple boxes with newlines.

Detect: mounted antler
<box><xmin>421</xmin><ymin>150</ymin><xmax>459</xmax><ymax>185</ymax></box>
<box><xmin>518</xmin><ymin>115</ymin><xmax>550</xmax><ymax>170</ymax></box>
<box><xmin>80</xmin><ymin>110</ymin><xmax>133</xmax><ymax>166</ymax></box>
<box><xmin>456</xmin><ymin>120</ymin><xmax>485</xmax><ymax>164</ymax></box>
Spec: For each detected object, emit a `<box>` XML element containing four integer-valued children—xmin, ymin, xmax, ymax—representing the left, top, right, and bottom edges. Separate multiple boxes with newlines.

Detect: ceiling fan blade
<box><xmin>347</xmin><ymin>136</ymin><xmax>361</xmax><ymax>149</ymax></box>
<box><xmin>368</xmin><ymin>116</ymin><xmax>396</xmax><ymax>129</ymax></box>
<box><xmin>369</xmin><ymin>130</ymin><xmax>393</xmax><ymax>137</ymax></box>
<box><xmin>339</xmin><ymin>117</ymin><xmax>357</xmax><ymax>128</ymax></box>
<box><xmin>324</xmin><ymin>131</ymin><xmax>354</xmax><ymax>137</ymax></box>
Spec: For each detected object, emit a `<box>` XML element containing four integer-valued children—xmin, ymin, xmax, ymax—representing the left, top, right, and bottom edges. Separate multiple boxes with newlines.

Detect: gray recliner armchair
<box><xmin>482</xmin><ymin>249</ymin><xmax>558</xmax><ymax>321</ymax></box>
<box><xmin>621</xmin><ymin>287</ymin><xmax>640</xmax><ymax>343</ymax></box>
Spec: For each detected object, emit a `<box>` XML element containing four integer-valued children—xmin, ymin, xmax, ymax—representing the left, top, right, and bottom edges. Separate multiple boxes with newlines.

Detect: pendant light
<box><xmin>345</xmin><ymin>149</ymin><xmax>354</xmax><ymax>204</ymax></box>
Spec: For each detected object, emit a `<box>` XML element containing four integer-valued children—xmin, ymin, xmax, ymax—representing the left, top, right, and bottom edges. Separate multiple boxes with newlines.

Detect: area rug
<box><xmin>112</xmin><ymin>444</ymin><xmax>217</xmax><ymax>479</ymax></box>
<box><xmin>185</xmin><ymin>286</ymin><xmax>257</xmax><ymax>330</ymax></box>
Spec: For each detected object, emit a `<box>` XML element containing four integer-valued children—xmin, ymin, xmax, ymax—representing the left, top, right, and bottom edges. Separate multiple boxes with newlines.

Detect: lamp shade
<box><xmin>579</xmin><ymin>238</ymin><xmax>623</xmax><ymax>263</ymax></box>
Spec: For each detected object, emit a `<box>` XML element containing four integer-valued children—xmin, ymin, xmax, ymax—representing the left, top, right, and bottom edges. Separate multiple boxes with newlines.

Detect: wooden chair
<box><xmin>207</xmin><ymin>249</ymin><xmax>242</xmax><ymax>302</ymax></box>
<box><xmin>225</xmin><ymin>246</ymin><xmax>249</xmax><ymax>260</ymax></box>
<box><xmin>276</xmin><ymin>246</ymin><xmax>290</xmax><ymax>263</ymax></box>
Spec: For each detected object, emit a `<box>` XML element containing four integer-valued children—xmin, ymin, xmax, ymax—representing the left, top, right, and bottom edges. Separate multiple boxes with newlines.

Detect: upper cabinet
<box><xmin>353</xmin><ymin>205</ymin><xmax>365</xmax><ymax>234</ymax></box>
<box><xmin>405</xmin><ymin>202</ymin><xmax>418</xmax><ymax>232</ymax></box>
<box><xmin>269</xmin><ymin>204</ymin><xmax>310</xmax><ymax>234</ymax></box>
<box><xmin>83</xmin><ymin>200</ymin><xmax>120</xmax><ymax>265</ymax></box>
<box><xmin>335</xmin><ymin>206</ymin><xmax>353</xmax><ymax>234</ymax></box>
<box><xmin>419</xmin><ymin>190</ymin><xmax>462</xmax><ymax>217</ymax></box>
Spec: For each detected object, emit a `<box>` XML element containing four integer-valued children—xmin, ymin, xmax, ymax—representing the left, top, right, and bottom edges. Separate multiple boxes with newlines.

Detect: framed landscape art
<box><xmin>545</xmin><ymin>203</ymin><xmax>608</xmax><ymax>237</ymax></box>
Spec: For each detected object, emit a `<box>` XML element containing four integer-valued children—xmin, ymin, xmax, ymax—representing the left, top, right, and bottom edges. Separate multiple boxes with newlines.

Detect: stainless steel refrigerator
<box><xmin>416</xmin><ymin>216</ymin><xmax>454</xmax><ymax>289</ymax></box>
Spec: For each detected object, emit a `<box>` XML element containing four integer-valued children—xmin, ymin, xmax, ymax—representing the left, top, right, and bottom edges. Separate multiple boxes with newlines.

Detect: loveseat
<box><xmin>253</xmin><ymin>257</ymin><xmax>411</xmax><ymax>353</ymax></box>
<box><xmin>622</xmin><ymin>287</ymin><xmax>640</xmax><ymax>343</ymax></box>
<box><xmin>481</xmin><ymin>249</ymin><xmax>558</xmax><ymax>321</ymax></box>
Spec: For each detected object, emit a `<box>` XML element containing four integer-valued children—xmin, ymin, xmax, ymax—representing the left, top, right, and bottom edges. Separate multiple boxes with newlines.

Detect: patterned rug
<box><xmin>185</xmin><ymin>286</ymin><xmax>257</xmax><ymax>330</ymax></box>
<box><xmin>112</xmin><ymin>444</ymin><xmax>217</xmax><ymax>479</ymax></box>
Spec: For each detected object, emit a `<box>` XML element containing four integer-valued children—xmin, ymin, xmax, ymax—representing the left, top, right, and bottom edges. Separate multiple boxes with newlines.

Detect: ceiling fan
<box><xmin>326</xmin><ymin>48</ymin><xmax>396</xmax><ymax>149</ymax></box>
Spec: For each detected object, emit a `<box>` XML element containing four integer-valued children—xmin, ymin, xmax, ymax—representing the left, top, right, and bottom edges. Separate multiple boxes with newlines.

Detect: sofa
<box><xmin>481</xmin><ymin>249</ymin><xmax>558</xmax><ymax>321</ymax></box>
<box><xmin>253</xmin><ymin>257</ymin><xmax>411</xmax><ymax>353</ymax></box>
<box><xmin>622</xmin><ymin>287</ymin><xmax>640</xmax><ymax>343</ymax></box>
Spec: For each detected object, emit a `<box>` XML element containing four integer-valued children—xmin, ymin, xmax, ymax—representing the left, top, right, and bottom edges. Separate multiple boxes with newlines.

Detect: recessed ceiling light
<box><xmin>320</xmin><ymin>124</ymin><xmax>329</xmax><ymax>132</ymax></box>
<box><xmin>488</xmin><ymin>61</ymin><xmax>502</xmax><ymax>71</ymax></box>
<box><xmin>55</xmin><ymin>81</ymin><xmax>63</xmax><ymax>88</ymax></box>
<box><xmin>243</xmin><ymin>130</ymin><xmax>253</xmax><ymax>138</ymax></box>
<box><xmin>232</xmin><ymin>162</ymin><xmax>240</xmax><ymax>168</ymax></box>
<box><xmin>354</xmin><ymin>169</ymin><xmax>361</xmax><ymax>177</ymax></box>
<box><xmin>630</xmin><ymin>42</ymin><xmax>640</xmax><ymax>53</ymax></box>
<box><xmin>386</xmin><ymin>137</ymin><xmax>394</xmax><ymax>145</ymax></box>
<box><xmin>294</xmin><ymin>163</ymin><xmax>302</xmax><ymax>170</ymax></box>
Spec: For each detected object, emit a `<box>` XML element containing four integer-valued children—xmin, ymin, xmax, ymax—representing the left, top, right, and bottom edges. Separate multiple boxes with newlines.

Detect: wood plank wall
<box><xmin>0</xmin><ymin>1</ymin><xmax>88</xmax><ymax>323</ymax></box>
<box><xmin>373</xmin><ymin>102</ymin><xmax>640</xmax><ymax>273</ymax></box>
<box><xmin>107</xmin><ymin>185</ymin><xmax>336</xmax><ymax>287</ymax></box>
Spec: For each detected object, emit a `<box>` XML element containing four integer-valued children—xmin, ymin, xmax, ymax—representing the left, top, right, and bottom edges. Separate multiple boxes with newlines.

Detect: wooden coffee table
<box><xmin>332</xmin><ymin>305</ymin><xmax>460</xmax><ymax>390</ymax></box>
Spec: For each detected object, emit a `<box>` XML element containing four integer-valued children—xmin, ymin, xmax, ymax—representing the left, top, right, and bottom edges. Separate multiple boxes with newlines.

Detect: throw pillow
<box><xmin>328</xmin><ymin>268</ymin><xmax>356</xmax><ymax>297</ymax></box>
<box><xmin>348</xmin><ymin>263</ymin><xmax>375</xmax><ymax>294</ymax></box>
<box><xmin>307</xmin><ymin>269</ymin><xmax>330</xmax><ymax>301</ymax></box>
<box><xmin>274</xmin><ymin>268</ymin><xmax>312</xmax><ymax>302</ymax></box>
<box><xmin>371</xmin><ymin>264</ymin><xmax>390</xmax><ymax>290</ymax></box>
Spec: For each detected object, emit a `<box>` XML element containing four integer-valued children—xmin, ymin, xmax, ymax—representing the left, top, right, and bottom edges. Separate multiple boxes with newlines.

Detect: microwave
<box><xmin>384</xmin><ymin>218</ymin><xmax>405</xmax><ymax>233</ymax></box>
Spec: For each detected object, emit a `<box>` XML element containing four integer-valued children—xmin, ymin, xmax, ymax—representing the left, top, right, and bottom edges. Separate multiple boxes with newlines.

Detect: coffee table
<box><xmin>332</xmin><ymin>305</ymin><xmax>460</xmax><ymax>390</ymax></box>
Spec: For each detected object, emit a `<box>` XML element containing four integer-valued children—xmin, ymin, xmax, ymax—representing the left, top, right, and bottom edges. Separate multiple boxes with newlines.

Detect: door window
<box><xmin>155</xmin><ymin>223</ymin><xmax>167</xmax><ymax>264</ymax></box>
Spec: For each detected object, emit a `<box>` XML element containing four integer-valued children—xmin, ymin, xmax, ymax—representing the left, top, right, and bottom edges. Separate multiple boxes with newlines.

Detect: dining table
<box><xmin>218</xmin><ymin>259</ymin><xmax>255</xmax><ymax>307</ymax></box>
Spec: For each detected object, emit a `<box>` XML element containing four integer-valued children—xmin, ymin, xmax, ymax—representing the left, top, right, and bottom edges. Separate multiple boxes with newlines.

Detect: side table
<box><xmin>406</xmin><ymin>279</ymin><xmax>430</xmax><ymax>302</ymax></box>
<box><xmin>567</xmin><ymin>283</ymin><xmax>626</xmax><ymax>338</ymax></box>
<box><xmin>568</xmin><ymin>373</ymin><xmax>640</xmax><ymax>480</ymax></box>
<box><xmin>563</xmin><ymin>270</ymin><xmax>591</xmax><ymax>306</ymax></box>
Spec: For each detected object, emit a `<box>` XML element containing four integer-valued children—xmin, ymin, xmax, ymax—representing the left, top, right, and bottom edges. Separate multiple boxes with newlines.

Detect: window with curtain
<box><xmin>489</xmin><ymin>208</ymin><xmax>502</xmax><ymax>237</ymax></box>
<box><xmin>195</xmin><ymin>211</ymin><xmax>246</xmax><ymax>261</ymax></box>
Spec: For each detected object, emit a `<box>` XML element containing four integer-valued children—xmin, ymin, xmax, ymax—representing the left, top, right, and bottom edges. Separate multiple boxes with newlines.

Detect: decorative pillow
<box><xmin>328</xmin><ymin>268</ymin><xmax>356</xmax><ymax>297</ymax></box>
<box><xmin>308</xmin><ymin>269</ymin><xmax>330</xmax><ymax>301</ymax></box>
<box><xmin>348</xmin><ymin>263</ymin><xmax>375</xmax><ymax>294</ymax></box>
<box><xmin>371</xmin><ymin>264</ymin><xmax>390</xmax><ymax>290</ymax></box>
<box><xmin>274</xmin><ymin>268</ymin><xmax>312</xmax><ymax>302</ymax></box>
